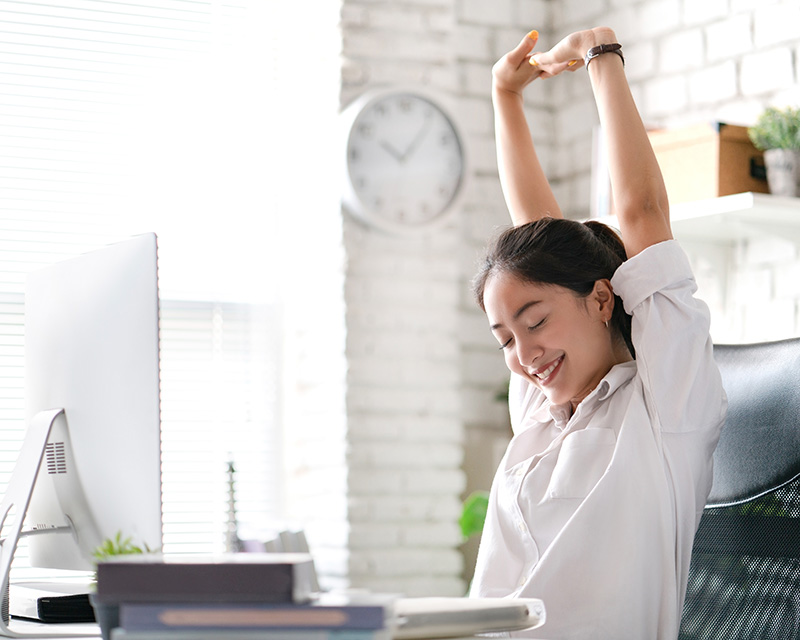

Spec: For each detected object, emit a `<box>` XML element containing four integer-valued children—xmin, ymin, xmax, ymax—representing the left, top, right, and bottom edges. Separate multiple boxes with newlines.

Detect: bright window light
<box><xmin>0</xmin><ymin>0</ymin><xmax>340</xmax><ymax>581</ymax></box>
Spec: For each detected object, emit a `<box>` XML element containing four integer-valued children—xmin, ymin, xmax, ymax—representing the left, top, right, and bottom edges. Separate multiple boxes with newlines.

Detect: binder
<box><xmin>9</xmin><ymin>582</ymin><xmax>95</xmax><ymax>623</ymax></box>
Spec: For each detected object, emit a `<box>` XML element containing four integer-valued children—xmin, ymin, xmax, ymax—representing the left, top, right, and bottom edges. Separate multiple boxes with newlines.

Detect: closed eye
<box><xmin>528</xmin><ymin>318</ymin><xmax>546</xmax><ymax>332</ymax></box>
<box><xmin>498</xmin><ymin>337</ymin><xmax>512</xmax><ymax>350</ymax></box>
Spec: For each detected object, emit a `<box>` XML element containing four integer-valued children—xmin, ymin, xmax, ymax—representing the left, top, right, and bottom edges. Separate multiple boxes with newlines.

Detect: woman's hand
<box><xmin>492</xmin><ymin>27</ymin><xmax>619</xmax><ymax>97</ymax></box>
<box><xmin>490</xmin><ymin>28</ymin><xmax>565</xmax><ymax>224</ymax></box>
<box><xmin>491</xmin><ymin>30</ymin><xmax>544</xmax><ymax>97</ymax></box>
<box><xmin>528</xmin><ymin>27</ymin><xmax>618</xmax><ymax>77</ymax></box>
<box><xmin>490</xmin><ymin>25</ymin><xmax>615</xmax><ymax>226</ymax></box>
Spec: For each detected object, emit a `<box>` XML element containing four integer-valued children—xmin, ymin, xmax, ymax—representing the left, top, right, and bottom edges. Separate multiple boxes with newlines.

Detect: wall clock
<box><xmin>340</xmin><ymin>88</ymin><xmax>467</xmax><ymax>234</ymax></box>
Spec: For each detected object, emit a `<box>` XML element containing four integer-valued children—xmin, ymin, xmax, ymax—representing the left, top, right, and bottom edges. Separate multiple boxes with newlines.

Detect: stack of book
<box><xmin>94</xmin><ymin>553</ymin><xmax>393</xmax><ymax>640</ymax></box>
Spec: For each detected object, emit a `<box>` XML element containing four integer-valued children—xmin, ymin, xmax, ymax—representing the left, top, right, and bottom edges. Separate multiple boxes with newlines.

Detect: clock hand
<box><xmin>400</xmin><ymin>115</ymin><xmax>433</xmax><ymax>161</ymax></box>
<box><xmin>379</xmin><ymin>140</ymin><xmax>404</xmax><ymax>162</ymax></box>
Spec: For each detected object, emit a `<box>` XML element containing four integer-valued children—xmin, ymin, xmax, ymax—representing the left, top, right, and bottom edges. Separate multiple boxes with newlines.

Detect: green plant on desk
<box><xmin>92</xmin><ymin>531</ymin><xmax>156</xmax><ymax>564</ymax></box>
<box><xmin>91</xmin><ymin>532</ymin><xmax>159</xmax><ymax>640</ymax></box>
<box><xmin>91</xmin><ymin>531</ymin><xmax>160</xmax><ymax>590</ymax></box>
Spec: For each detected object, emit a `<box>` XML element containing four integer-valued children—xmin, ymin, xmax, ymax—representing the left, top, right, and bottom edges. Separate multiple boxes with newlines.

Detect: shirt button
<box><xmin>518</xmin><ymin>575</ymin><xmax>526</xmax><ymax>587</ymax></box>
<box><xmin>517</xmin><ymin>521</ymin><xmax>526</xmax><ymax>533</ymax></box>
<box><xmin>515</xmin><ymin>467</ymin><xmax>525</xmax><ymax>477</ymax></box>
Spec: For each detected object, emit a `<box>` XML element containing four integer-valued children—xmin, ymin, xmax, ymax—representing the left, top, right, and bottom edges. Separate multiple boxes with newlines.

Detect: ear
<box><xmin>590</xmin><ymin>279</ymin><xmax>615</xmax><ymax>323</ymax></box>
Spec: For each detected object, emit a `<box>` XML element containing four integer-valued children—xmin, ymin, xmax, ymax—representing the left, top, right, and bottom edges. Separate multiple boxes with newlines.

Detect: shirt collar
<box><xmin>530</xmin><ymin>360</ymin><xmax>637</xmax><ymax>430</ymax></box>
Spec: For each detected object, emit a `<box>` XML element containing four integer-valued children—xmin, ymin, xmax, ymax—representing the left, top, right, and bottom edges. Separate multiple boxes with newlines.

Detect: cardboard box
<box><xmin>648</xmin><ymin>122</ymin><xmax>768</xmax><ymax>204</ymax></box>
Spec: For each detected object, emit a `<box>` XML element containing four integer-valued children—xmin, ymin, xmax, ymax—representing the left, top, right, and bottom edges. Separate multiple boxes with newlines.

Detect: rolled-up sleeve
<box><xmin>611</xmin><ymin>240</ymin><xmax>726</xmax><ymax>435</ymax></box>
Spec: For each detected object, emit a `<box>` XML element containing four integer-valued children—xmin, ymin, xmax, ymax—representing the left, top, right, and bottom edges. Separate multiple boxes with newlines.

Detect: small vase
<box><xmin>763</xmin><ymin>148</ymin><xmax>800</xmax><ymax>197</ymax></box>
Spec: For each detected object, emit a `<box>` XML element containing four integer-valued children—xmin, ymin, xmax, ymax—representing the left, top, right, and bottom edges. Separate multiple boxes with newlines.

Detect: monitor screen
<box><xmin>23</xmin><ymin>233</ymin><xmax>163</xmax><ymax>572</ymax></box>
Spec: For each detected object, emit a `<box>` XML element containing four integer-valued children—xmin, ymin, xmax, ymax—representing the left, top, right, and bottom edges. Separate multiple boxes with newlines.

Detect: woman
<box><xmin>469</xmin><ymin>27</ymin><xmax>727</xmax><ymax>639</ymax></box>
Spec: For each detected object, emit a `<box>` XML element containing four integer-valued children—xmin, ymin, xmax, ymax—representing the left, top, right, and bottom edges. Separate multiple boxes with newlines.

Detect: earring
<box><xmin>604</xmin><ymin>320</ymin><xmax>609</xmax><ymax>329</ymax></box>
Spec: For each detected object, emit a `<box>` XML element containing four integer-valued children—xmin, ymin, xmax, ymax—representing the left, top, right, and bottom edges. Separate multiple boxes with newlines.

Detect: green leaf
<box><xmin>459</xmin><ymin>491</ymin><xmax>490</xmax><ymax>539</ymax></box>
<box><xmin>92</xmin><ymin>531</ymin><xmax>157</xmax><ymax>564</ymax></box>
<box><xmin>748</xmin><ymin>105</ymin><xmax>800</xmax><ymax>150</ymax></box>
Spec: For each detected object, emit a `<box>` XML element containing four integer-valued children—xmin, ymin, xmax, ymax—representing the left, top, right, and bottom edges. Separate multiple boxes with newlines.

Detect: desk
<box><xmin>2</xmin><ymin>617</ymin><xmax>99</xmax><ymax>638</ymax></box>
<box><xmin>4</xmin><ymin>621</ymin><xmax>523</xmax><ymax>640</ymax></box>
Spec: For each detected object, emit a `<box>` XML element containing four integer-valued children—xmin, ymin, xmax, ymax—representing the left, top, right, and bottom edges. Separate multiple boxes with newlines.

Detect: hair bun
<box><xmin>584</xmin><ymin>220</ymin><xmax>627</xmax><ymax>263</ymax></box>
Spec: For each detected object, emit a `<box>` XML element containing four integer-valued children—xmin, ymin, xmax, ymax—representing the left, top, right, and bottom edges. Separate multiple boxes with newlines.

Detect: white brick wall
<box><xmin>741</xmin><ymin>48</ymin><xmax>795</xmax><ymax>96</ymax></box>
<box><xmin>683</xmin><ymin>0</ymin><xmax>730</xmax><ymax>25</ymax></box>
<box><xmin>328</xmin><ymin>0</ymin><xmax>555</xmax><ymax>597</ymax></box>
<box><xmin>706</xmin><ymin>14</ymin><xmax>753</xmax><ymax>62</ymax></box>
<box><xmin>688</xmin><ymin>61</ymin><xmax>738</xmax><ymax>106</ymax></box>
<box><xmin>295</xmin><ymin>0</ymin><xmax>800</xmax><ymax>598</ymax></box>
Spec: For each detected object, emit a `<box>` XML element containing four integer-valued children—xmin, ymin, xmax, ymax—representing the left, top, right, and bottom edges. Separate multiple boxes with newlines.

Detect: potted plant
<box><xmin>747</xmin><ymin>106</ymin><xmax>800</xmax><ymax>197</ymax></box>
<box><xmin>90</xmin><ymin>532</ymin><xmax>157</xmax><ymax>640</ymax></box>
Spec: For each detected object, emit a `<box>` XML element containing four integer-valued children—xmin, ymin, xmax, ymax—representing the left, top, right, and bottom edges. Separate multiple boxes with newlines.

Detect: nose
<box><xmin>515</xmin><ymin>339</ymin><xmax>542</xmax><ymax>370</ymax></box>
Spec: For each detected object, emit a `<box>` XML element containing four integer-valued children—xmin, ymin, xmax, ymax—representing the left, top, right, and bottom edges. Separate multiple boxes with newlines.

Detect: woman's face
<box><xmin>483</xmin><ymin>271</ymin><xmax>619</xmax><ymax>411</ymax></box>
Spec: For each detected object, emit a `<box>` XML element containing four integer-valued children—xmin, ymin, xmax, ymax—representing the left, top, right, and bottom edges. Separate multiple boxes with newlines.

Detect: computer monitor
<box><xmin>24</xmin><ymin>231</ymin><xmax>163</xmax><ymax>571</ymax></box>
<box><xmin>0</xmin><ymin>233</ymin><xmax>162</xmax><ymax>634</ymax></box>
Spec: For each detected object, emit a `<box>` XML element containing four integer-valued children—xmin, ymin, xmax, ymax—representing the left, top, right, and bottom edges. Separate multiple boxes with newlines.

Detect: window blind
<box><xmin>159</xmin><ymin>300</ymin><xmax>283</xmax><ymax>554</ymax></box>
<box><xmin>0</xmin><ymin>0</ymin><xmax>295</xmax><ymax>582</ymax></box>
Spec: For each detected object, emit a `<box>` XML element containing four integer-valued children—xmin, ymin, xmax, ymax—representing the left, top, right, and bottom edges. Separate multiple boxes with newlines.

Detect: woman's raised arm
<box><xmin>492</xmin><ymin>31</ymin><xmax>563</xmax><ymax>225</ymax></box>
<box><xmin>531</xmin><ymin>27</ymin><xmax>672</xmax><ymax>256</ymax></box>
<box><xmin>585</xmin><ymin>28</ymin><xmax>672</xmax><ymax>256</ymax></box>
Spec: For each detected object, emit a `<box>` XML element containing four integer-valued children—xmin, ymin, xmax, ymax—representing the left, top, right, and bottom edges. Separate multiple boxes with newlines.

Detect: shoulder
<box><xmin>610</xmin><ymin>239</ymin><xmax>695</xmax><ymax>314</ymax></box>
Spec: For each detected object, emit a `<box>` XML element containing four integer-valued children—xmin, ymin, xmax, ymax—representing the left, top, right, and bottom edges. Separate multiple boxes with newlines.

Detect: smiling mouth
<box><xmin>533</xmin><ymin>356</ymin><xmax>563</xmax><ymax>383</ymax></box>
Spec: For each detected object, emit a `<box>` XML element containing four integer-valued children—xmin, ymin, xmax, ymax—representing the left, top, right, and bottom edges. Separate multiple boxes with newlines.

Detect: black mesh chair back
<box><xmin>679</xmin><ymin>338</ymin><xmax>800</xmax><ymax>640</ymax></box>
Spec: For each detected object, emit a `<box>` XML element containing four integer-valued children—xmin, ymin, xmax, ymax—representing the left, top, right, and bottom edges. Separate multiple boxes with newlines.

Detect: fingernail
<box><xmin>567</xmin><ymin>59</ymin><xmax>578</xmax><ymax>67</ymax></box>
<box><xmin>527</xmin><ymin>30</ymin><xmax>538</xmax><ymax>40</ymax></box>
<box><xmin>529</xmin><ymin>56</ymin><xmax>540</xmax><ymax>67</ymax></box>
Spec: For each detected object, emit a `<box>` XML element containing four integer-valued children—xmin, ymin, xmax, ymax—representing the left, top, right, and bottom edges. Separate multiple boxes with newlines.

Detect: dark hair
<box><xmin>473</xmin><ymin>218</ymin><xmax>634</xmax><ymax>358</ymax></box>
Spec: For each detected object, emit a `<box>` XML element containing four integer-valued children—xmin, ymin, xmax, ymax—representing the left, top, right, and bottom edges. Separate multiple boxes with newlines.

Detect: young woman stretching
<box><xmin>469</xmin><ymin>26</ymin><xmax>727</xmax><ymax>639</ymax></box>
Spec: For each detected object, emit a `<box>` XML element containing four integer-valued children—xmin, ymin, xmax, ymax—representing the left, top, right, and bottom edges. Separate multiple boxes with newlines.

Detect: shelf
<box><xmin>595</xmin><ymin>193</ymin><xmax>800</xmax><ymax>245</ymax></box>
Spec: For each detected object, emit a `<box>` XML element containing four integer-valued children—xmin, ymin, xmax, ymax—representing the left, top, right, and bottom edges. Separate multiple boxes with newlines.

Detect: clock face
<box><xmin>345</xmin><ymin>92</ymin><xmax>465</xmax><ymax>231</ymax></box>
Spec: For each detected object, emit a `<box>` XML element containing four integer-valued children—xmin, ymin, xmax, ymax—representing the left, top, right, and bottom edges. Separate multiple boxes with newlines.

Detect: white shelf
<box><xmin>596</xmin><ymin>192</ymin><xmax>800</xmax><ymax>245</ymax></box>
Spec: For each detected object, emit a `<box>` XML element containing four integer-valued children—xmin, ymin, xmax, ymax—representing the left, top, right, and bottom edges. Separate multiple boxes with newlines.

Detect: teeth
<box><xmin>535</xmin><ymin>357</ymin><xmax>561</xmax><ymax>380</ymax></box>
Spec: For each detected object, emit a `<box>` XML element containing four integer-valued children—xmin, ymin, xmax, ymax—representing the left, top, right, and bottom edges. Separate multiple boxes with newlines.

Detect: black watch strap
<box><xmin>584</xmin><ymin>43</ymin><xmax>624</xmax><ymax>68</ymax></box>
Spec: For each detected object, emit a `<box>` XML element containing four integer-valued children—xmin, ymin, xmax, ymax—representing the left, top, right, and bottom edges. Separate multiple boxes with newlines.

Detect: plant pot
<box><xmin>763</xmin><ymin>148</ymin><xmax>800</xmax><ymax>197</ymax></box>
<box><xmin>88</xmin><ymin>594</ymin><xmax>118</xmax><ymax>640</ymax></box>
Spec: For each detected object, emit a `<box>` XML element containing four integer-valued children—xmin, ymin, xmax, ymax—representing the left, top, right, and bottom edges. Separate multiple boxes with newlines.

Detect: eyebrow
<box><xmin>490</xmin><ymin>300</ymin><xmax>542</xmax><ymax>331</ymax></box>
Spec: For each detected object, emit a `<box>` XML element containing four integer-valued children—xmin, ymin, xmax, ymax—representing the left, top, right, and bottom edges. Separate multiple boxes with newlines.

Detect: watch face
<box><xmin>346</xmin><ymin>92</ymin><xmax>464</xmax><ymax>230</ymax></box>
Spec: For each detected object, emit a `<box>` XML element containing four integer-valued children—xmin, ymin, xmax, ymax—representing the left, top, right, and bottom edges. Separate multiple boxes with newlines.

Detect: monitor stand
<box><xmin>0</xmin><ymin>409</ymin><xmax>99</xmax><ymax>638</ymax></box>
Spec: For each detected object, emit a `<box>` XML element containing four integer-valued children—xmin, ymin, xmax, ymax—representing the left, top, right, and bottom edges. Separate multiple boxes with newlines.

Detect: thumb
<box><xmin>508</xmin><ymin>30</ymin><xmax>539</xmax><ymax>66</ymax></box>
<box><xmin>529</xmin><ymin>47</ymin><xmax>581</xmax><ymax>71</ymax></box>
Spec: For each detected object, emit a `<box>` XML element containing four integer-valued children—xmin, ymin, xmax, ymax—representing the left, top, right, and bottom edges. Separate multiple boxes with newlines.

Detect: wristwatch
<box><xmin>584</xmin><ymin>43</ymin><xmax>625</xmax><ymax>68</ymax></box>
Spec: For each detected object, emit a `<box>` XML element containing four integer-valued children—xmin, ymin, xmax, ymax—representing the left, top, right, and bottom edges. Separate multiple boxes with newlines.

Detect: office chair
<box><xmin>678</xmin><ymin>338</ymin><xmax>800</xmax><ymax>640</ymax></box>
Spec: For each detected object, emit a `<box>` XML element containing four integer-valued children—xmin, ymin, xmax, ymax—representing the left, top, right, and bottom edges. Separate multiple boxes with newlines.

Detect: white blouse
<box><xmin>470</xmin><ymin>240</ymin><xmax>727</xmax><ymax>640</ymax></box>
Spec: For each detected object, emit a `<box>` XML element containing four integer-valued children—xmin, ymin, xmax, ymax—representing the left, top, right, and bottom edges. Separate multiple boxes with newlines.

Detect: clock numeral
<box><xmin>358</xmin><ymin>123</ymin><xmax>374</xmax><ymax>139</ymax></box>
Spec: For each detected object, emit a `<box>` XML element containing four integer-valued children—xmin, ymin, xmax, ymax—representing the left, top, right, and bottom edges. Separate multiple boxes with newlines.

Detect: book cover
<box><xmin>119</xmin><ymin>600</ymin><xmax>388</xmax><ymax>632</ymax></box>
<box><xmin>95</xmin><ymin>553</ymin><xmax>317</xmax><ymax>605</ymax></box>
